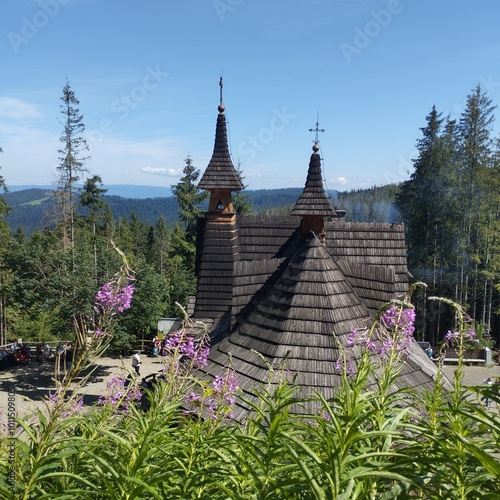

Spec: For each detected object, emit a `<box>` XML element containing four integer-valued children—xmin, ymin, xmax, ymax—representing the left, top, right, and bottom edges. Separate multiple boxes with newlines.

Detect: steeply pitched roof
<box><xmin>290</xmin><ymin>149</ymin><xmax>336</xmax><ymax>217</ymax></box>
<box><xmin>204</xmin><ymin>234</ymin><xmax>373</xmax><ymax>418</ymax></box>
<box><xmin>326</xmin><ymin>222</ymin><xmax>411</xmax><ymax>295</ymax></box>
<box><xmin>198</xmin><ymin>106</ymin><xmax>244</xmax><ymax>191</ymax></box>
<box><xmin>194</xmin><ymin>216</ymin><xmax>411</xmax><ymax>326</ymax></box>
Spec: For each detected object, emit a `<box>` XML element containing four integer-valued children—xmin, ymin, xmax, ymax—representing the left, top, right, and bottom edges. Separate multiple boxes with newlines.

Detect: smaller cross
<box><xmin>309</xmin><ymin>112</ymin><xmax>325</xmax><ymax>144</ymax></box>
<box><xmin>219</xmin><ymin>76</ymin><xmax>223</xmax><ymax>105</ymax></box>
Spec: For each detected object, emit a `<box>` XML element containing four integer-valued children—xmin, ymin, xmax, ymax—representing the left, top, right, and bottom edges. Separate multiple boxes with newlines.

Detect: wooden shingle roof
<box><xmin>198</xmin><ymin>108</ymin><xmax>243</xmax><ymax>191</ymax></box>
<box><xmin>203</xmin><ymin>234</ymin><xmax>372</xmax><ymax>418</ymax></box>
<box><xmin>326</xmin><ymin>221</ymin><xmax>411</xmax><ymax>295</ymax></box>
<box><xmin>193</xmin><ymin>219</ymin><xmax>239</xmax><ymax>319</ymax></box>
<box><xmin>290</xmin><ymin>150</ymin><xmax>336</xmax><ymax>217</ymax></box>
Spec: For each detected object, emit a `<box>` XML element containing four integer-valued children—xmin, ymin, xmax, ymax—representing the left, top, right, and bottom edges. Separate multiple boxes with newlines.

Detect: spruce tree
<box><xmin>457</xmin><ymin>85</ymin><xmax>496</xmax><ymax>311</ymax></box>
<box><xmin>233</xmin><ymin>161</ymin><xmax>252</xmax><ymax>215</ymax></box>
<box><xmin>172</xmin><ymin>155</ymin><xmax>208</xmax><ymax>270</ymax></box>
<box><xmin>396</xmin><ymin>107</ymin><xmax>462</xmax><ymax>343</ymax></box>
<box><xmin>79</xmin><ymin>175</ymin><xmax>108</xmax><ymax>284</ymax></box>
<box><xmin>55</xmin><ymin>79</ymin><xmax>90</xmax><ymax>252</ymax></box>
<box><xmin>171</xmin><ymin>155</ymin><xmax>208</xmax><ymax>252</ymax></box>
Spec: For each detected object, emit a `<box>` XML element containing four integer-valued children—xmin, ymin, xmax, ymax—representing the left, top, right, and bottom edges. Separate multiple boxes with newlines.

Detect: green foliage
<box><xmin>171</xmin><ymin>156</ymin><xmax>208</xmax><ymax>245</ymax></box>
<box><xmin>119</xmin><ymin>262</ymin><xmax>170</xmax><ymax>340</ymax></box>
<box><xmin>3</xmin><ymin>296</ymin><xmax>500</xmax><ymax>499</ymax></box>
<box><xmin>397</xmin><ymin>85</ymin><xmax>500</xmax><ymax>346</ymax></box>
<box><xmin>233</xmin><ymin>162</ymin><xmax>253</xmax><ymax>215</ymax></box>
<box><xmin>6</xmin><ymin>304</ymin><xmax>62</xmax><ymax>342</ymax></box>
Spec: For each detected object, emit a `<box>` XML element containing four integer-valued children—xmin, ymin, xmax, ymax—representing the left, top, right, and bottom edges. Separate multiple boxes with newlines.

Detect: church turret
<box><xmin>290</xmin><ymin>120</ymin><xmax>336</xmax><ymax>244</ymax></box>
<box><xmin>198</xmin><ymin>77</ymin><xmax>243</xmax><ymax>216</ymax></box>
<box><xmin>193</xmin><ymin>78</ymin><xmax>242</xmax><ymax>319</ymax></box>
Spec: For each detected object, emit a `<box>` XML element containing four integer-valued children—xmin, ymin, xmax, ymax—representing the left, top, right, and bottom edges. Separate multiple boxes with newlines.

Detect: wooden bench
<box><xmin>435</xmin><ymin>348</ymin><xmax>486</xmax><ymax>364</ymax></box>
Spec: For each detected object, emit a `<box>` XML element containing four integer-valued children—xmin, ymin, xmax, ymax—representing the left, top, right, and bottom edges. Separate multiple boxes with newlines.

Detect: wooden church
<box><xmin>189</xmin><ymin>83</ymin><xmax>440</xmax><ymax>420</ymax></box>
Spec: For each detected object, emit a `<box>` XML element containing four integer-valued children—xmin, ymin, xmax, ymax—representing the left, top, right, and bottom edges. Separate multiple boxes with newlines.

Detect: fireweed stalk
<box><xmin>11</xmin><ymin>244</ymin><xmax>136</xmax><ymax>498</ymax></box>
<box><xmin>48</xmin><ymin>247</ymin><xmax>135</xmax><ymax>418</ymax></box>
<box><xmin>428</xmin><ymin>296</ymin><xmax>472</xmax><ymax>397</ymax></box>
<box><xmin>336</xmin><ymin>283</ymin><xmax>425</xmax><ymax>380</ymax></box>
<box><xmin>158</xmin><ymin>303</ymin><xmax>211</xmax><ymax>396</ymax></box>
<box><xmin>333</xmin><ymin>283</ymin><xmax>427</xmax><ymax>463</ymax></box>
<box><xmin>184</xmin><ymin>366</ymin><xmax>239</xmax><ymax>423</ymax></box>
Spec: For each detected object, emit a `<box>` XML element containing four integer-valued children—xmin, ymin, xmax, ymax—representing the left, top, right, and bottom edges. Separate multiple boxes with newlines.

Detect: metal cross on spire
<box><xmin>309</xmin><ymin>112</ymin><xmax>325</xmax><ymax>144</ymax></box>
<box><xmin>218</xmin><ymin>75</ymin><xmax>225</xmax><ymax>113</ymax></box>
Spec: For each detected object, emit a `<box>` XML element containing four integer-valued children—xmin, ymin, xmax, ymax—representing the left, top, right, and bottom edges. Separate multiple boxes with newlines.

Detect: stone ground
<box><xmin>0</xmin><ymin>353</ymin><xmax>168</xmax><ymax>418</ymax></box>
<box><xmin>1</xmin><ymin>354</ymin><xmax>500</xmax><ymax>419</ymax></box>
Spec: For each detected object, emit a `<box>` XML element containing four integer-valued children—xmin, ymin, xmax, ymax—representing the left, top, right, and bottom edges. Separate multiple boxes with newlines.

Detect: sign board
<box><xmin>157</xmin><ymin>318</ymin><xmax>182</xmax><ymax>336</ymax></box>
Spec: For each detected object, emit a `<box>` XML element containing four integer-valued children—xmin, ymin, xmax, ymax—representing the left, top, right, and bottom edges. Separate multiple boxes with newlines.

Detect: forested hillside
<box><xmin>2</xmin><ymin>83</ymin><xmax>500</xmax><ymax>351</ymax></box>
<box><xmin>4</xmin><ymin>185</ymin><xmax>399</xmax><ymax>236</ymax></box>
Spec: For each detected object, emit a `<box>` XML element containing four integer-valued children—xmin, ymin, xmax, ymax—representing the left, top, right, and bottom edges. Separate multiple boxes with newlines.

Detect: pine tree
<box><xmin>170</xmin><ymin>156</ymin><xmax>209</xmax><ymax>271</ymax></box>
<box><xmin>55</xmin><ymin>79</ymin><xmax>90</xmax><ymax>252</ymax></box>
<box><xmin>171</xmin><ymin>155</ymin><xmax>208</xmax><ymax>247</ymax></box>
<box><xmin>457</xmin><ymin>85</ymin><xmax>496</xmax><ymax>312</ymax></box>
<box><xmin>233</xmin><ymin>161</ymin><xmax>252</xmax><ymax>215</ymax></box>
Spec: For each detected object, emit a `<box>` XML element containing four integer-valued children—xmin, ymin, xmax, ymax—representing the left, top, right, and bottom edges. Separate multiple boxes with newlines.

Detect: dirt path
<box><xmin>0</xmin><ymin>353</ymin><xmax>167</xmax><ymax>418</ymax></box>
<box><xmin>2</xmin><ymin>356</ymin><xmax>500</xmax><ymax>420</ymax></box>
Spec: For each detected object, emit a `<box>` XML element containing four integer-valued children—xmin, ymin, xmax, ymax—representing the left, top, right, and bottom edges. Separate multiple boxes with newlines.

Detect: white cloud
<box><xmin>141</xmin><ymin>167</ymin><xmax>181</xmax><ymax>177</ymax></box>
<box><xmin>0</xmin><ymin>120</ymin><xmax>186</xmax><ymax>187</ymax></box>
<box><xmin>335</xmin><ymin>176</ymin><xmax>348</xmax><ymax>185</ymax></box>
<box><xmin>0</xmin><ymin>97</ymin><xmax>42</xmax><ymax>120</ymax></box>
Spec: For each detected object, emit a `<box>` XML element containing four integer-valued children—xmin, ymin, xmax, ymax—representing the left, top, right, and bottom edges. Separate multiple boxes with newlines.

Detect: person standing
<box><xmin>482</xmin><ymin>377</ymin><xmax>493</xmax><ymax>407</ymax></box>
<box><xmin>132</xmin><ymin>351</ymin><xmax>142</xmax><ymax>375</ymax></box>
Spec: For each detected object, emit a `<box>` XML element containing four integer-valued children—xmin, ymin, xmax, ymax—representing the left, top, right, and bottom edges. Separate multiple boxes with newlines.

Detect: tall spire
<box><xmin>198</xmin><ymin>77</ymin><xmax>243</xmax><ymax>192</ymax></box>
<box><xmin>291</xmin><ymin>118</ymin><xmax>336</xmax><ymax>242</ymax></box>
<box><xmin>291</xmin><ymin>118</ymin><xmax>335</xmax><ymax>218</ymax></box>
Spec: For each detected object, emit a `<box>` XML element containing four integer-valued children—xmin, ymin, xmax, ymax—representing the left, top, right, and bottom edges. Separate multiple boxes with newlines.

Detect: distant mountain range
<box><xmin>3</xmin><ymin>184</ymin><xmax>401</xmax><ymax>236</ymax></box>
<box><xmin>7</xmin><ymin>184</ymin><xmax>173</xmax><ymax>199</ymax></box>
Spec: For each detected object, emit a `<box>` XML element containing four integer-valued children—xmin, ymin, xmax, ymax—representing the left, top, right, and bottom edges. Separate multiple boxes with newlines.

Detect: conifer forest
<box><xmin>2</xmin><ymin>83</ymin><xmax>500</xmax><ymax>499</ymax></box>
<box><xmin>2</xmin><ymin>83</ymin><xmax>500</xmax><ymax>349</ymax></box>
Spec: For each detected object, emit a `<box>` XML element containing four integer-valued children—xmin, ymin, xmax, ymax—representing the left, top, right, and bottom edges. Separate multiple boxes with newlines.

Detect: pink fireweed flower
<box><xmin>467</xmin><ymin>328</ymin><xmax>479</xmax><ymax>343</ymax></box>
<box><xmin>45</xmin><ymin>391</ymin><xmax>84</xmax><ymax>418</ymax></box>
<box><xmin>444</xmin><ymin>328</ymin><xmax>479</xmax><ymax>346</ymax></box>
<box><xmin>184</xmin><ymin>369</ymin><xmax>239</xmax><ymax>421</ymax></box>
<box><xmin>320</xmin><ymin>411</ymin><xmax>332</xmax><ymax>422</ymax></box>
<box><xmin>334</xmin><ymin>356</ymin><xmax>357</xmax><ymax>376</ymax></box>
<box><xmin>62</xmin><ymin>398</ymin><xmax>84</xmax><ymax>418</ymax></box>
<box><xmin>163</xmin><ymin>330</ymin><xmax>210</xmax><ymax>369</ymax></box>
<box><xmin>344</xmin><ymin>303</ymin><xmax>416</xmax><ymax>364</ymax></box>
<box><xmin>379</xmin><ymin>304</ymin><xmax>416</xmax><ymax>357</ymax></box>
<box><xmin>444</xmin><ymin>330</ymin><xmax>460</xmax><ymax>345</ymax></box>
<box><xmin>95</xmin><ymin>282</ymin><xmax>134</xmax><ymax>316</ymax></box>
<box><xmin>98</xmin><ymin>373</ymin><xmax>142</xmax><ymax>412</ymax></box>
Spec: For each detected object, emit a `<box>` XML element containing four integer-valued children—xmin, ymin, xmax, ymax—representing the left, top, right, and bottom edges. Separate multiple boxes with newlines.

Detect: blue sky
<box><xmin>1</xmin><ymin>0</ymin><xmax>500</xmax><ymax>192</ymax></box>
